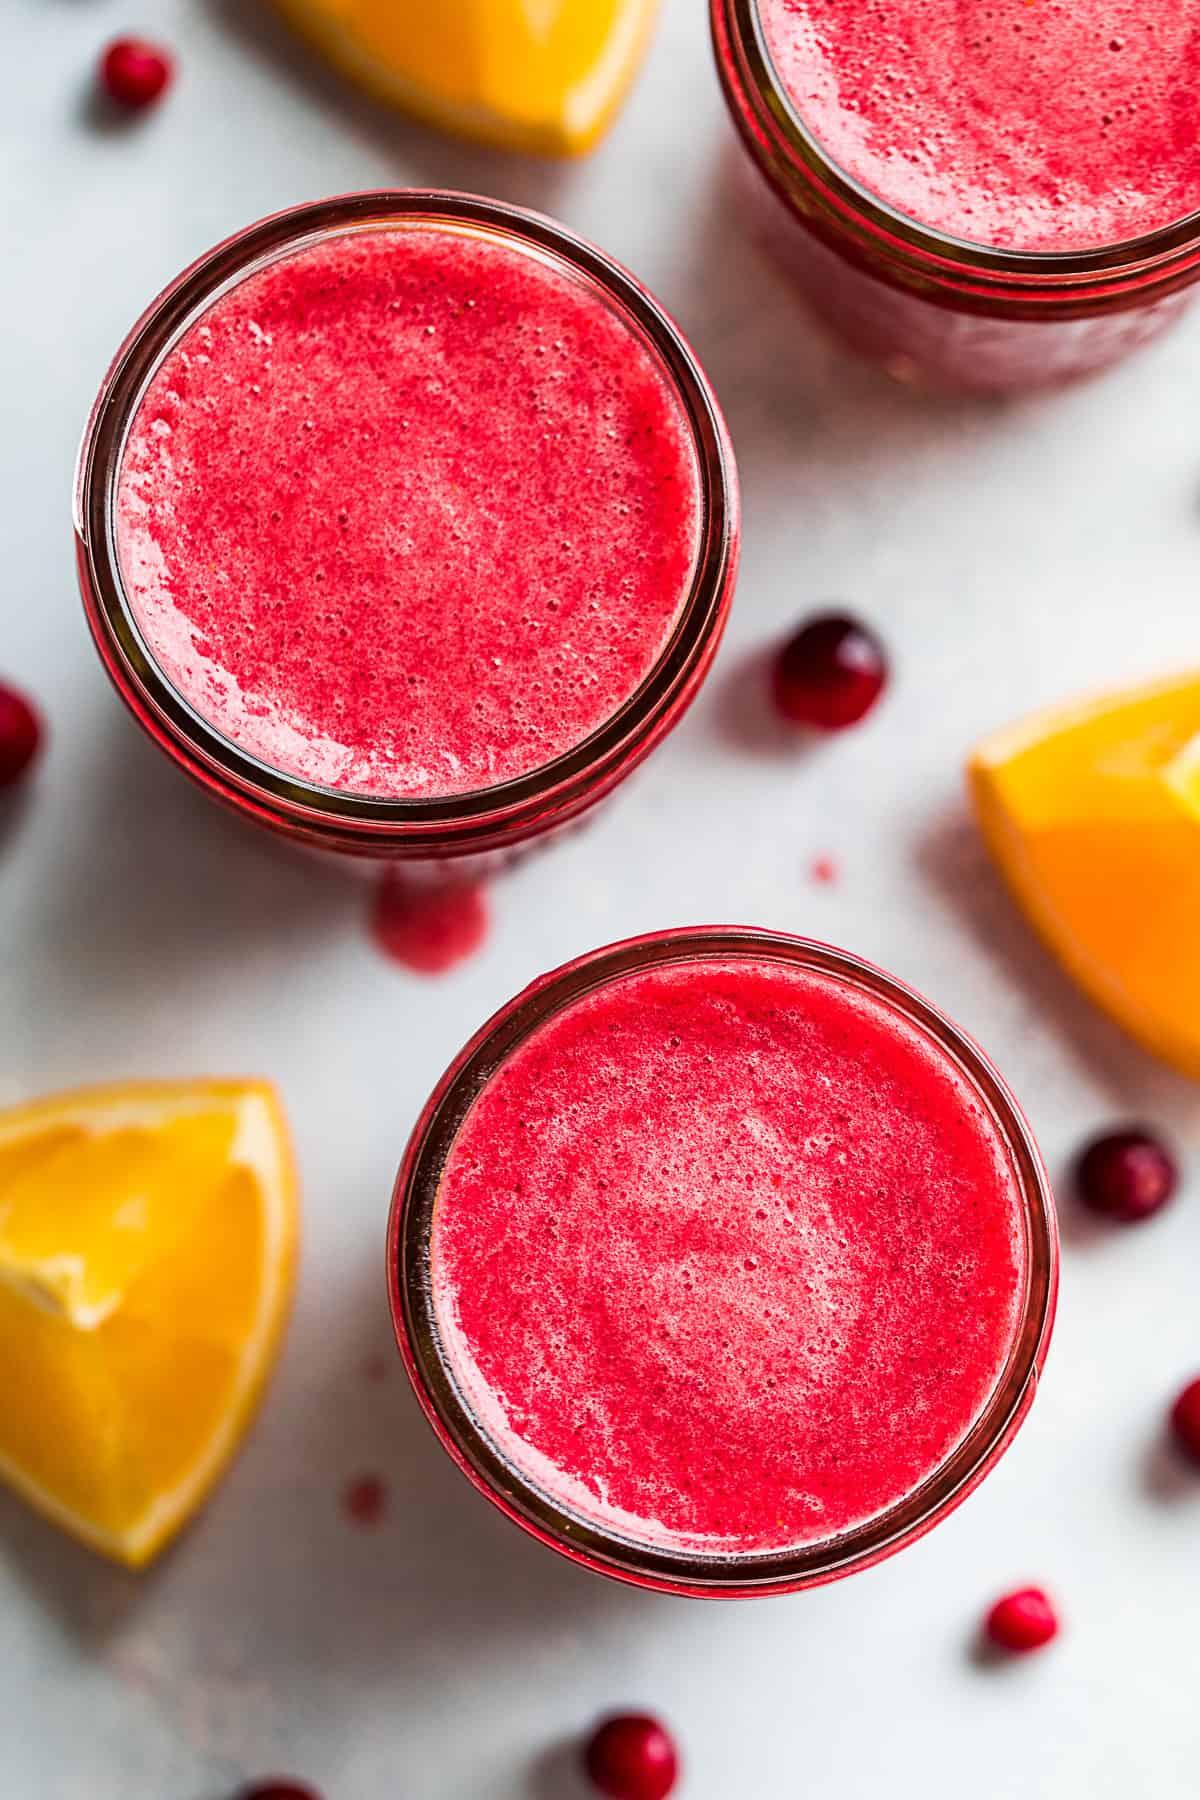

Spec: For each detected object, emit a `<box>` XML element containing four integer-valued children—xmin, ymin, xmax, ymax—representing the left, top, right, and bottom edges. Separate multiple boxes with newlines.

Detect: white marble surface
<box><xmin>5</xmin><ymin>2</ymin><xmax>1200</xmax><ymax>1796</ymax></box>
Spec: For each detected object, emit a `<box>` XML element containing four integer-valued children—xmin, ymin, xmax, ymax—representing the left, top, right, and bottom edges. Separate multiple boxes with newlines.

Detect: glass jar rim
<box><xmin>721</xmin><ymin>0</ymin><xmax>1200</xmax><ymax>286</ymax></box>
<box><xmin>388</xmin><ymin>927</ymin><xmax>1059</xmax><ymax>1597</ymax></box>
<box><xmin>75</xmin><ymin>190</ymin><xmax>739</xmax><ymax>853</ymax></box>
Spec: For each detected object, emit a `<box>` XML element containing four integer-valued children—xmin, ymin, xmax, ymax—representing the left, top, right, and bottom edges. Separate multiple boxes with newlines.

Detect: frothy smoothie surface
<box><xmin>432</xmin><ymin>956</ymin><xmax>1028</xmax><ymax>1556</ymax></box>
<box><xmin>116</xmin><ymin>224</ymin><xmax>702</xmax><ymax>798</ymax></box>
<box><xmin>757</xmin><ymin>0</ymin><xmax>1200</xmax><ymax>251</ymax></box>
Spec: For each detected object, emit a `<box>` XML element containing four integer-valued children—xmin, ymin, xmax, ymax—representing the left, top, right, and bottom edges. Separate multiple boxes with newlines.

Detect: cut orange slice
<box><xmin>0</xmin><ymin>1081</ymin><xmax>297</xmax><ymax>1567</ymax></box>
<box><xmin>270</xmin><ymin>0</ymin><xmax>659</xmax><ymax>156</ymax></box>
<box><xmin>970</xmin><ymin>672</ymin><xmax>1200</xmax><ymax>1080</ymax></box>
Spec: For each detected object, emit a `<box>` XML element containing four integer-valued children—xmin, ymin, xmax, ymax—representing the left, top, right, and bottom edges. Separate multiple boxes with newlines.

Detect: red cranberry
<box><xmin>1170</xmin><ymin>1377</ymin><xmax>1200</xmax><ymax>1465</ymax></box>
<box><xmin>100</xmin><ymin>37</ymin><xmax>173</xmax><ymax>110</ymax></box>
<box><xmin>0</xmin><ymin>683</ymin><xmax>42</xmax><ymax>789</ymax></box>
<box><xmin>583</xmin><ymin>1714</ymin><xmax>679</xmax><ymax>1800</ymax></box>
<box><xmin>1075</xmin><ymin>1127</ymin><xmax>1178</xmax><ymax>1223</ymax></box>
<box><xmin>237</xmin><ymin>1785</ymin><xmax>321</xmax><ymax>1800</ymax></box>
<box><xmin>985</xmin><ymin>1587</ymin><xmax>1059</xmax><ymax>1654</ymax></box>
<box><xmin>771</xmin><ymin>612</ymin><xmax>888</xmax><ymax>730</ymax></box>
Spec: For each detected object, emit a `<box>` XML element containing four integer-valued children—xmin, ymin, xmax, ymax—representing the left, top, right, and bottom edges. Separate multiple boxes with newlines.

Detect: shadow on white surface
<box><xmin>914</xmin><ymin>806</ymin><xmax>1200</xmax><ymax>1125</ymax></box>
<box><xmin>205</xmin><ymin>0</ymin><xmax>576</xmax><ymax>219</ymax></box>
<box><xmin>672</xmin><ymin>139</ymin><xmax>1007</xmax><ymax>502</ymax></box>
<box><xmin>0</xmin><ymin>1239</ymin><xmax>658</xmax><ymax>1777</ymax></box>
<box><xmin>0</xmin><ymin>1488</ymin><xmax>150</xmax><ymax>1648</ymax></box>
<box><xmin>710</xmin><ymin>643</ymin><xmax>806</xmax><ymax>761</ymax></box>
<box><xmin>76</xmin><ymin>78</ymin><xmax>157</xmax><ymax>139</ymax></box>
<box><xmin>36</xmin><ymin>711</ymin><xmax>357</xmax><ymax>1016</ymax></box>
<box><xmin>528</xmin><ymin>1737</ymin><xmax>591</xmax><ymax>1799</ymax></box>
<box><xmin>965</xmin><ymin>1625</ymin><xmax>1017</xmax><ymax>1672</ymax></box>
<box><xmin>1050</xmin><ymin>1172</ymin><xmax>1116</xmax><ymax>1252</ymax></box>
<box><xmin>216</xmin><ymin>1244</ymin><xmax>649</xmax><ymax>1676</ymax></box>
<box><xmin>1139</xmin><ymin>1428</ymin><xmax>1200</xmax><ymax>1509</ymax></box>
<box><xmin>0</xmin><ymin>781</ymin><xmax>40</xmax><ymax>857</ymax></box>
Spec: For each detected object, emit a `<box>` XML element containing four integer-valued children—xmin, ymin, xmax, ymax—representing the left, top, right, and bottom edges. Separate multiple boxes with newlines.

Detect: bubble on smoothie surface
<box><xmin>116</xmin><ymin>226</ymin><xmax>702</xmax><ymax>799</ymax></box>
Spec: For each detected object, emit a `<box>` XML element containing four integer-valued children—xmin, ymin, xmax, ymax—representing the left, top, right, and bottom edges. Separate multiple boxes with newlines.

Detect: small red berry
<box><xmin>100</xmin><ymin>37</ymin><xmax>173</xmax><ymax>111</ymax></box>
<box><xmin>237</xmin><ymin>1785</ymin><xmax>322</xmax><ymax>1800</ymax></box>
<box><xmin>583</xmin><ymin>1714</ymin><xmax>679</xmax><ymax>1800</ymax></box>
<box><xmin>772</xmin><ymin>612</ymin><xmax>888</xmax><ymax>730</ymax></box>
<box><xmin>0</xmin><ymin>683</ymin><xmax>42</xmax><ymax>788</ymax></box>
<box><xmin>1075</xmin><ymin>1127</ymin><xmax>1178</xmax><ymax>1223</ymax></box>
<box><xmin>343</xmin><ymin>1474</ymin><xmax>388</xmax><ymax>1527</ymax></box>
<box><xmin>1170</xmin><ymin>1377</ymin><xmax>1200</xmax><ymax>1465</ymax></box>
<box><xmin>985</xmin><ymin>1587</ymin><xmax>1059</xmax><ymax>1654</ymax></box>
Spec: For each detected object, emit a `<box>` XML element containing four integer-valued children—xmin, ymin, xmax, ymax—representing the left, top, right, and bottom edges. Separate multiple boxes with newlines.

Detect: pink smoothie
<box><xmin>115</xmin><ymin>225</ymin><xmax>702</xmax><ymax>798</ymax></box>
<box><xmin>432</xmin><ymin>956</ymin><xmax>1027</xmax><ymax>1556</ymax></box>
<box><xmin>758</xmin><ymin>0</ymin><xmax>1200</xmax><ymax>252</ymax></box>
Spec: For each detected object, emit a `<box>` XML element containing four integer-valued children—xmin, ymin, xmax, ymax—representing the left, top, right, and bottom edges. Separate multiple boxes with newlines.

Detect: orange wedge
<box><xmin>270</xmin><ymin>0</ymin><xmax>659</xmax><ymax>156</ymax></box>
<box><xmin>0</xmin><ymin>1081</ymin><xmax>298</xmax><ymax>1567</ymax></box>
<box><xmin>970</xmin><ymin>672</ymin><xmax>1200</xmax><ymax>1079</ymax></box>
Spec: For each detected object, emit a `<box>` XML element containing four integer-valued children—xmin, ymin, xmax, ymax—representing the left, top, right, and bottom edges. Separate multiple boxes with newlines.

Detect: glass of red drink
<box><xmin>389</xmin><ymin>928</ymin><xmax>1058</xmax><ymax>1597</ymax></box>
<box><xmin>75</xmin><ymin>191</ymin><xmax>739</xmax><ymax>869</ymax></box>
<box><xmin>712</xmin><ymin>0</ymin><xmax>1200</xmax><ymax>391</ymax></box>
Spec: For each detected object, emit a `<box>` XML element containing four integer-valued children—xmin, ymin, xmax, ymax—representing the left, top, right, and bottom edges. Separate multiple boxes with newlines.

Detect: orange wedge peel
<box><xmin>269</xmin><ymin>0</ymin><xmax>659</xmax><ymax>156</ymax></box>
<box><xmin>970</xmin><ymin>671</ymin><xmax>1200</xmax><ymax>1079</ymax></box>
<box><xmin>0</xmin><ymin>1080</ymin><xmax>298</xmax><ymax>1567</ymax></box>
